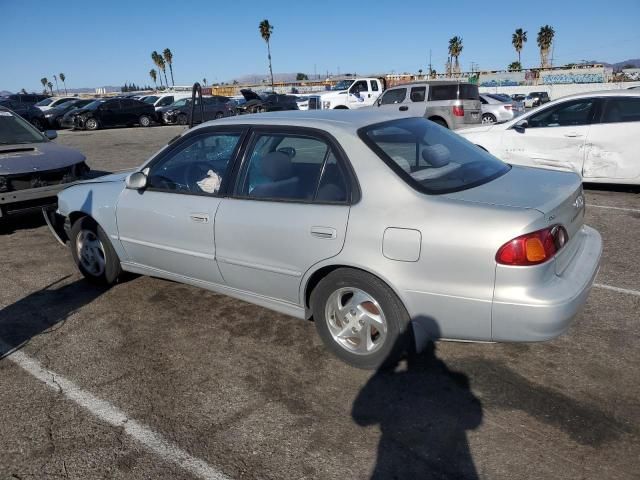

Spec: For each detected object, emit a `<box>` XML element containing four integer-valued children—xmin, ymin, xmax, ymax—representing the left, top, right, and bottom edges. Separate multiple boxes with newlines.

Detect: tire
<box><xmin>85</xmin><ymin>117</ymin><xmax>99</xmax><ymax>131</ymax></box>
<box><xmin>429</xmin><ymin>117</ymin><xmax>448</xmax><ymax>128</ymax></box>
<box><xmin>177</xmin><ymin>114</ymin><xmax>188</xmax><ymax>125</ymax></box>
<box><xmin>214</xmin><ymin>111</ymin><xmax>224</xmax><ymax>119</ymax></box>
<box><xmin>31</xmin><ymin>118</ymin><xmax>44</xmax><ymax>131</ymax></box>
<box><xmin>139</xmin><ymin>115</ymin><xmax>151</xmax><ymax>127</ymax></box>
<box><xmin>70</xmin><ymin>217</ymin><xmax>121</xmax><ymax>286</ymax></box>
<box><xmin>482</xmin><ymin>113</ymin><xmax>497</xmax><ymax>124</ymax></box>
<box><xmin>311</xmin><ymin>268</ymin><xmax>411</xmax><ymax>369</ymax></box>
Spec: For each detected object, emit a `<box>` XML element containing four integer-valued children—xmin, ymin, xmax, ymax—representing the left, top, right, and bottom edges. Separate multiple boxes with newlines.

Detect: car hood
<box><xmin>444</xmin><ymin>165</ymin><xmax>582</xmax><ymax>215</ymax></box>
<box><xmin>0</xmin><ymin>142</ymin><xmax>86</xmax><ymax>175</ymax></box>
<box><xmin>457</xmin><ymin>124</ymin><xmax>497</xmax><ymax>135</ymax></box>
<box><xmin>240</xmin><ymin>89</ymin><xmax>262</xmax><ymax>101</ymax></box>
<box><xmin>71</xmin><ymin>108</ymin><xmax>93</xmax><ymax>116</ymax></box>
<box><xmin>76</xmin><ymin>170</ymin><xmax>132</xmax><ymax>185</ymax></box>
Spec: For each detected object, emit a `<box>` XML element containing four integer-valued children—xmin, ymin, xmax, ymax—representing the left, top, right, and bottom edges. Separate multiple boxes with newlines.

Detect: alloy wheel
<box><xmin>76</xmin><ymin>229</ymin><xmax>106</xmax><ymax>277</ymax></box>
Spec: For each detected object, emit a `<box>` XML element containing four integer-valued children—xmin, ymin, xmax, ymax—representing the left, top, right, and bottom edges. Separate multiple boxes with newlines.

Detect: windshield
<box><xmin>487</xmin><ymin>94</ymin><xmax>510</xmax><ymax>103</ymax></box>
<box><xmin>143</xmin><ymin>96</ymin><xmax>159</xmax><ymax>104</ymax></box>
<box><xmin>359</xmin><ymin>117</ymin><xmax>510</xmax><ymax>194</ymax></box>
<box><xmin>171</xmin><ymin>98</ymin><xmax>191</xmax><ymax>108</ymax></box>
<box><xmin>331</xmin><ymin>80</ymin><xmax>353</xmax><ymax>91</ymax></box>
<box><xmin>55</xmin><ymin>100</ymin><xmax>77</xmax><ymax>109</ymax></box>
<box><xmin>82</xmin><ymin>100</ymin><xmax>104</xmax><ymax>110</ymax></box>
<box><xmin>35</xmin><ymin>98</ymin><xmax>53</xmax><ymax>106</ymax></box>
<box><xmin>0</xmin><ymin>110</ymin><xmax>46</xmax><ymax>144</ymax></box>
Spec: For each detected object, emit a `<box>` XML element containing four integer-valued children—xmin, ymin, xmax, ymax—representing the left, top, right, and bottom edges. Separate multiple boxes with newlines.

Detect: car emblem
<box><xmin>573</xmin><ymin>195</ymin><xmax>584</xmax><ymax>209</ymax></box>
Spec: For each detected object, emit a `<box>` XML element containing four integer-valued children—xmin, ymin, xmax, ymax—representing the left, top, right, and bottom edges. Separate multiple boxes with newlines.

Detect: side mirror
<box><xmin>45</xmin><ymin>130</ymin><xmax>57</xmax><ymax>140</ymax></box>
<box><xmin>376</xmin><ymin>98</ymin><xmax>382</xmax><ymax>107</ymax></box>
<box><xmin>125</xmin><ymin>171</ymin><xmax>147</xmax><ymax>190</ymax></box>
<box><xmin>514</xmin><ymin>119</ymin><xmax>528</xmax><ymax>133</ymax></box>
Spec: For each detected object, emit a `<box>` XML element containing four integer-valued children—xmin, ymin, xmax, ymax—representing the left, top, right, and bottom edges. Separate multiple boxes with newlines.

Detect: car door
<box><xmin>116</xmin><ymin>127</ymin><xmax>245</xmax><ymax>284</ymax></box>
<box><xmin>99</xmin><ymin>100</ymin><xmax>120</xmax><ymax>126</ymax></box>
<box><xmin>501</xmin><ymin>97</ymin><xmax>597</xmax><ymax>173</ymax></box>
<box><xmin>375</xmin><ymin>87</ymin><xmax>408</xmax><ymax>114</ymax></box>
<box><xmin>214</xmin><ymin>127</ymin><xmax>354</xmax><ymax>304</ymax></box>
<box><xmin>347</xmin><ymin>80</ymin><xmax>369</xmax><ymax>109</ymax></box>
<box><xmin>583</xmin><ymin>96</ymin><xmax>640</xmax><ymax>180</ymax></box>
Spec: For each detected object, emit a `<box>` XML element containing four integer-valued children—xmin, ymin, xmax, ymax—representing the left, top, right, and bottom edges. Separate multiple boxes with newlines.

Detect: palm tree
<box><xmin>259</xmin><ymin>19</ymin><xmax>275</xmax><ymax>89</ymax></box>
<box><xmin>149</xmin><ymin>69</ymin><xmax>158</xmax><ymax>89</ymax></box>
<box><xmin>418</xmin><ymin>68</ymin><xmax>423</xmax><ymax>78</ymax></box>
<box><xmin>202</xmin><ymin>78</ymin><xmax>207</xmax><ymax>86</ymax></box>
<box><xmin>40</xmin><ymin>77</ymin><xmax>48</xmax><ymax>94</ymax></box>
<box><xmin>151</xmin><ymin>51</ymin><xmax>164</xmax><ymax>87</ymax></box>
<box><xmin>508</xmin><ymin>61</ymin><xmax>522</xmax><ymax>71</ymax></box>
<box><xmin>512</xmin><ymin>28</ymin><xmax>527</xmax><ymax>65</ymax></box>
<box><xmin>163</xmin><ymin>48</ymin><xmax>174</xmax><ymax>86</ymax></box>
<box><xmin>53</xmin><ymin>75</ymin><xmax>60</xmax><ymax>95</ymax></box>
<box><xmin>537</xmin><ymin>25</ymin><xmax>555</xmax><ymax>68</ymax></box>
<box><xmin>59</xmin><ymin>73</ymin><xmax>67</xmax><ymax>94</ymax></box>
<box><xmin>47</xmin><ymin>81</ymin><xmax>53</xmax><ymax>95</ymax></box>
<box><xmin>157</xmin><ymin>57</ymin><xmax>169</xmax><ymax>88</ymax></box>
<box><xmin>448</xmin><ymin>36</ymin><xmax>463</xmax><ymax>74</ymax></box>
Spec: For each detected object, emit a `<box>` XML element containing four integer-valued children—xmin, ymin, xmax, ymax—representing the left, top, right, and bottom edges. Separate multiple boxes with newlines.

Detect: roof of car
<box><xmin>194</xmin><ymin>109</ymin><xmax>406</xmax><ymax>134</ymax></box>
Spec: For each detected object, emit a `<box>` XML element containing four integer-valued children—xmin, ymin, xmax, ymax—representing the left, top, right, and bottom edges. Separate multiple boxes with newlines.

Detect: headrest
<box><xmin>421</xmin><ymin>144</ymin><xmax>450</xmax><ymax>168</ymax></box>
<box><xmin>260</xmin><ymin>151</ymin><xmax>293</xmax><ymax>181</ymax></box>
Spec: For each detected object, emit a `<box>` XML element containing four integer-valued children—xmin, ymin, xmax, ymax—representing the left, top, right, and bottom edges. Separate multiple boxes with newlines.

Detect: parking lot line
<box><xmin>593</xmin><ymin>283</ymin><xmax>640</xmax><ymax>297</ymax></box>
<box><xmin>589</xmin><ymin>204</ymin><xmax>640</xmax><ymax>213</ymax></box>
<box><xmin>2</xmin><ymin>345</ymin><xmax>232</xmax><ymax>480</ymax></box>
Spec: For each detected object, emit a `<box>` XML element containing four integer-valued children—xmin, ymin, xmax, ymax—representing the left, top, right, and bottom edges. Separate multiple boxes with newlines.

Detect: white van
<box><xmin>142</xmin><ymin>93</ymin><xmax>192</xmax><ymax>111</ymax></box>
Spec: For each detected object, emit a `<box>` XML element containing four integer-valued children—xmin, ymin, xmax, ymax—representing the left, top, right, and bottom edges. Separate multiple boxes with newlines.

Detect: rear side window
<box><xmin>237</xmin><ymin>133</ymin><xmax>349</xmax><ymax>203</ymax></box>
<box><xmin>381</xmin><ymin>88</ymin><xmax>406</xmax><ymax>105</ymax></box>
<box><xmin>371</xmin><ymin>81</ymin><xmax>379</xmax><ymax>92</ymax></box>
<box><xmin>359</xmin><ymin>117</ymin><xmax>509</xmax><ymax>194</ymax></box>
<box><xmin>600</xmin><ymin>97</ymin><xmax>640</xmax><ymax>123</ymax></box>
<box><xmin>410</xmin><ymin>87</ymin><xmax>426</xmax><ymax>102</ymax></box>
<box><xmin>429</xmin><ymin>84</ymin><xmax>478</xmax><ymax>101</ymax></box>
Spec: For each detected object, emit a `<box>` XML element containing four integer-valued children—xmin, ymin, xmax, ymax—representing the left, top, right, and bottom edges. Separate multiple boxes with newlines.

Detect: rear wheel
<box><xmin>139</xmin><ymin>115</ymin><xmax>151</xmax><ymax>127</ymax></box>
<box><xmin>70</xmin><ymin>217</ymin><xmax>121</xmax><ymax>285</ymax></box>
<box><xmin>429</xmin><ymin>117</ymin><xmax>448</xmax><ymax>128</ymax></box>
<box><xmin>214</xmin><ymin>111</ymin><xmax>224</xmax><ymax>119</ymax></box>
<box><xmin>311</xmin><ymin>268</ymin><xmax>411</xmax><ymax>369</ymax></box>
<box><xmin>85</xmin><ymin>118</ymin><xmax>99</xmax><ymax>130</ymax></box>
<box><xmin>482</xmin><ymin>113</ymin><xmax>497</xmax><ymax>124</ymax></box>
<box><xmin>31</xmin><ymin>118</ymin><xmax>44</xmax><ymax>131</ymax></box>
<box><xmin>177</xmin><ymin>114</ymin><xmax>188</xmax><ymax>125</ymax></box>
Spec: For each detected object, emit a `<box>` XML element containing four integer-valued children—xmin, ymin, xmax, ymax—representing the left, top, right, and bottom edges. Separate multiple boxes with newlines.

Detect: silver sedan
<box><xmin>480</xmin><ymin>94</ymin><xmax>516</xmax><ymax>124</ymax></box>
<box><xmin>46</xmin><ymin>110</ymin><xmax>602</xmax><ymax>368</ymax></box>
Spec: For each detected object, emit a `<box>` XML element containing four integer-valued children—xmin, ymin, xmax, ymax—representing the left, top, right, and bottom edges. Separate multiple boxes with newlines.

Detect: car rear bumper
<box><xmin>491</xmin><ymin>225</ymin><xmax>602</xmax><ymax>342</ymax></box>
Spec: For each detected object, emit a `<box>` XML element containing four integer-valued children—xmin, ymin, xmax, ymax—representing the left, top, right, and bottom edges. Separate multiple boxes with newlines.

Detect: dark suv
<box><xmin>0</xmin><ymin>94</ymin><xmax>49</xmax><ymax>130</ymax></box>
<box><xmin>526</xmin><ymin>91</ymin><xmax>550</xmax><ymax>107</ymax></box>
<box><xmin>70</xmin><ymin>98</ymin><xmax>156</xmax><ymax>130</ymax></box>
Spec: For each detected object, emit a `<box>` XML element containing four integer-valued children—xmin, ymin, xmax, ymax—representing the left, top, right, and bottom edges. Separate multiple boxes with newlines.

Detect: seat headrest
<box><xmin>421</xmin><ymin>144</ymin><xmax>450</xmax><ymax>168</ymax></box>
<box><xmin>260</xmin><ymin>151</ymin><xmax>293</xmax><ymax>181</ymax></box>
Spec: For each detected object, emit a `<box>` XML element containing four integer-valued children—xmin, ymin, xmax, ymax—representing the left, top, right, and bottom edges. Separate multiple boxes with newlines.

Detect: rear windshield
<box><xmin>429</xmin><ymin>83</ymin><xmax>479</xmax><ymax>101</ymax></box>
<box><xmin>359</xmin><ymin>117</ymin><xmax>509</xmax><ymax>194</ymax></box>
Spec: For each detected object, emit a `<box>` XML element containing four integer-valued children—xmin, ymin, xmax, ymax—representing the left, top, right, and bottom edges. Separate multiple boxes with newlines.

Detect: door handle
<box><xmin>563</xmin><ymin>132</ymin><xmax>582</xmax><ymax>138</ymax></box>
<box><xmin>189</xmin><ymin>213</ymin><xmax>209</xmax><ymax>223</ymax></box>
<box><xmin>311</xmin><ymin>226</ymin><xmax>337</xmax><ymax>239</ymax></box>
<box><xmin>399</xmin><ymin>106</ymin><xmax>408</xmax><ymax>111</ymax></box>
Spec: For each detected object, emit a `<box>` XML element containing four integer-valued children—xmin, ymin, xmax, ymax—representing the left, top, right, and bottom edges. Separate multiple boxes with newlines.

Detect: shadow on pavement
<box><xmin>352</xmin><ymin>319</ymin><xmax>482</xmax><ymax>480</ymax></box>
<box><xmin>0</xmin><ymin>211</ymin><xmax>47</xmax><ymax>235</ymax></box>
<box><xmin>0</xmin><ymin>276</ymin><xmax>108</xmax><ymax>359</ymax></box>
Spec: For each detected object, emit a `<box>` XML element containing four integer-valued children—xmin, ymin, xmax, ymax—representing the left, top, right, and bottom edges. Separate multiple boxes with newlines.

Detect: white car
<box><xmin>459</xmin><ymin>90</ymin><xmax>640</xmax><ymax>185</ymax></box>
<box><xmin>34</xmin><ymin>97</ymin><xmax>76</xmax><ymax>112</ymax></box>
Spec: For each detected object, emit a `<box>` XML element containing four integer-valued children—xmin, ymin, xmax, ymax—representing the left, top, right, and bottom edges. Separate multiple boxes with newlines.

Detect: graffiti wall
<box><xmin>479</xmin><ymin>71</ymin><xmax>527</xmax><ymax>87</ymax></box>
<box><xmin>540</xmin><ymin>67</ymin><xmax>610</xmax><ymax>84</ymax></box>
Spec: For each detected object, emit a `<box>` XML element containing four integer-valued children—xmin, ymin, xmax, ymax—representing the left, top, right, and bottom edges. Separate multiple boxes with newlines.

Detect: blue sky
<box><xmin>1</xmin><ymin>0</ymin><xmax>639</xmax><ymax>92</ymax></box>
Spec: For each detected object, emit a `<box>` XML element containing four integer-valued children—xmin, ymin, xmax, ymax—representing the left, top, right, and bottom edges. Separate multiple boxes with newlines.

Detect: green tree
<box><xmin>448</xmin><ymin>36</ymin><xmax>463</xmax><ymax>73</ymax></box>
<box><xmin>537</xmin><ymin>25</ymin><xmax>555</xmax><ymax>68</ymax></box>
<box><xmin>149</xmin><ymin>69</ymin><xmax>158</xmax><ymax>89</ymax></box>
<box><xmin>20</xmin><ymin>88</ymin><xmax>27</xmax><ymax>94</ymax></box>
<box><xmin>151</xmin><ymin>51</ymin><xmax>164</xmax><ymax>87</ymax></box>
<box><xmin>259</xmin><ymin>19</ymin><xmax>275</xmax><ymax>89</ymax></box>
<box><xmin>163</xmin><ymin>48</ymin><xmax>174</xmax><ymax>86</ymax></box>
<box><xmin>512</xmin><ymin>28</ymin><xmax>527</xmax><ymax>65</ymax></box>
<box><xmin>59</xmin><ymin>73</ymin><xmax>67</xmax><ymax>94</ymax></box>
<box><xmin>202</xmin><ymin>78</ymin><xmax>207</xmax><ymax>86</ymax></box>
<box><xmin>508</xmin><ymin>61</ymin><xmax>522</xmax><ymax>71</ymax></box>
<box><xmin>296</xmin><ymin>73</ymin><xmax>308</xmax><ymax>81</ymax></box>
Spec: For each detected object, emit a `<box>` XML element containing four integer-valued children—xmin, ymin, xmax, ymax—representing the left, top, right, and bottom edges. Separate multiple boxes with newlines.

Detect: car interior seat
<box><xmin>249</xmin><ymin>151</ymin><xmax>300</xmax><ymax>198</ymax></box>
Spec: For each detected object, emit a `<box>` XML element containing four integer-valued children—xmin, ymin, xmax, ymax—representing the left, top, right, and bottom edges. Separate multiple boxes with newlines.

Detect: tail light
<box><xmin>452</xmin><ymin>105</ymin><xmax>464</xmax><ymax>117</ymax></box>
<box><xmin>504</xmin><ymin>104</ymin><xmax>512</xmax><ymax>110</ymax></box>
<box><xmin>496</xmin><ymin>225</ymin><xmax>568</xmax><ymax>266</ymax></box>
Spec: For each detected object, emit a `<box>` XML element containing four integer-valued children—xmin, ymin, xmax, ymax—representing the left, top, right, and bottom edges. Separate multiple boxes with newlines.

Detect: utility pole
<box><xmin>429</xmin><ymin>49</ymin><xmax>432</xmax><ymax>78</ymax></box>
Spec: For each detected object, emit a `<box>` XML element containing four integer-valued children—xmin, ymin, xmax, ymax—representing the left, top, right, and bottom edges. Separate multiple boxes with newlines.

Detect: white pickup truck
<box><xmin>318</xmin><ymin>78</ymin><xmax>385</xmax><ymax>109</ymax></box>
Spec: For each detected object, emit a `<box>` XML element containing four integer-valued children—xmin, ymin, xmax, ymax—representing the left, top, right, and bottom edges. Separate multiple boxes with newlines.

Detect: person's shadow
<box><xmin>352</xmin><ymin>317</ymin><xmax>482</xmax><ymax>480</ymax></box>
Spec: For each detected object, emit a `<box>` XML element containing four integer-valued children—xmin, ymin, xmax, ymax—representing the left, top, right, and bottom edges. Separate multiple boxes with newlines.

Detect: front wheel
<box><xmin>177</xmin><ymin>114</ymin><xmax>188</xmax><ymax>125</ymax></box>
<box><xmin>31</xmin><ymin>118</ymin><xmax>44</xmax><ymax>131</ymax></box>
<box><xmin>214</xmin><ymin>111</ymin><xmax>224</xmax><ymax>119</ymax></box>
<box><xmin>139</xmin><ymin>115</ymin><xmax>152</xmax><ymax>127</ymax></box>
<box><xmin>70</xmin><ymin>217</ymin><xmax>121</xmax><ymax>285</ymax></box>
<box><xmin>311</xmin><ymin>268</ymin><xmax>411</xmax><ymax>369</ymax></box>
<box><xmin>85</xmin><ymin>117</ymin><xmax>99</xmax><ymax>130</ymax></box>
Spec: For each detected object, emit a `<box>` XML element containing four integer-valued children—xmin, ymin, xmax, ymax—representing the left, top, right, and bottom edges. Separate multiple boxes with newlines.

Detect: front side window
<box><xmin>600</xmin><ymin>97</ymin><xmax>640</xmax><ymax>123</ymax></box>
<box><xmin>147</xmin><ymin>132</ymin><xmax>241</xmax><ymax>194</ymax></box>
<box><xmin>351</xmin><ymin>80</ymin><xmax>368</xmax><ymax>92</ymax></box>
<box><xmin>156</xmin><ymin>96</ymin><xmax>174</xmax><ymax>107</ymax></box>
<box><xmin>380</xmin><ymin>88</ymin><xmax>406</xmax><ymax>105</ymax></box>
<box><xmin>527</xmin><ymin>99</ymin><xmax>596</xmax><ymax>128</ymax></box>
<box><xmin>237</xmin><ymin>132</ymin><xmax>348</xmax><ymax>202</ymax></box>
<box><xmin>359</xmin><ymin>117</ymin><xmax>509</xmax><ymax>194</ymax></box>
